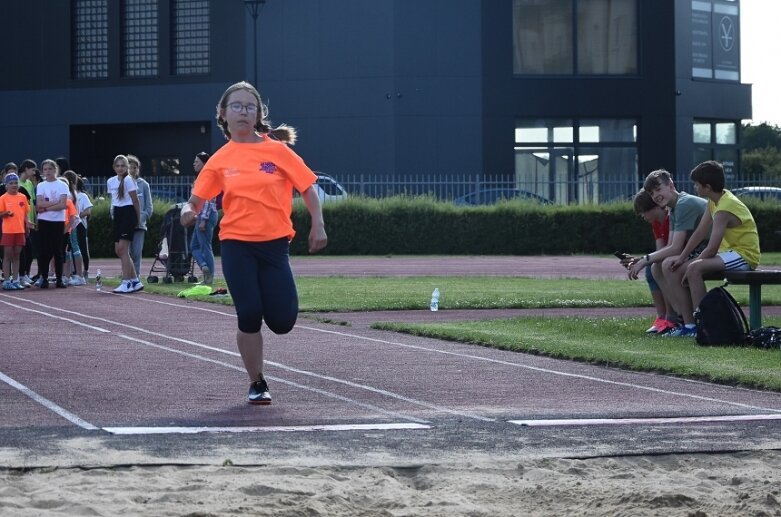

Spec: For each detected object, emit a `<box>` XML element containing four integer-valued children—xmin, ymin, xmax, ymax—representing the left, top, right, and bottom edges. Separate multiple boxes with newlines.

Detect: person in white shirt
<box><xmin>106</xmin><ymin>155</ymin><xmax>143</xmax><ymax>293</ymax></box>
<box><xmin>35</xmin><ymin>159</ymin><xmax>69</xmax><ymax>288</ymax></box>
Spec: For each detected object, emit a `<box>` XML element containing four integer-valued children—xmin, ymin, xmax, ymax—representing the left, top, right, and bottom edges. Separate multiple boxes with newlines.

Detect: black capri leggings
<box><xmin>221</xmin><ymin>238</ymin><xmax>298</xmax><ymax>334</ymax></box>
<box><xmin>37</xmin><ymin>220</ymin><xmax>65</xmax><ymax>280</ymax></box>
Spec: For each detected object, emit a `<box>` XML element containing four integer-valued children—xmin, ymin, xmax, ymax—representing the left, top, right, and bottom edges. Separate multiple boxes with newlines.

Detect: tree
<box><xmin>742</xmin><ymin>123</ymin><xmax>781</xmax><ymax>152</ymax></box>
<box><xmin>741</xmin><ymin>146</ymin><xmax>781</xmax><ymax>179</ymax></box>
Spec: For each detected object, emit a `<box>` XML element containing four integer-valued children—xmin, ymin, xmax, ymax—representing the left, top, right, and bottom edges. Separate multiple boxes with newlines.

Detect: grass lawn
<box><xmin>121</xmin><ymin>254</ymin><xmax>781</xmax><ymax>391</ymax></box>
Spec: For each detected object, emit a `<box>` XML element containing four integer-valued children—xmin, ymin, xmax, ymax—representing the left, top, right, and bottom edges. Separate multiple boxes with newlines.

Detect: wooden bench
<box><xmin>705</xmin><ymin>270</ymin><xmax>781</xmax><ymax>329</ymax></box>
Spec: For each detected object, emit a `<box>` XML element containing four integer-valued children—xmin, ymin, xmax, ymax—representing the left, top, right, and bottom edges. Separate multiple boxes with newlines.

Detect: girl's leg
<box><xmin>190</xmin><ymin>229</ymin><xmax>205</xmax><ymax>271</ymax></box>
<box><xmin>77</xmin><ymin>224</ymin><xmax>89</xmax><ymax>277</ymax></box>
<box><xmin>236</xmin><ymin>330</ymin><xmax>264</xmax><ymax>382</ymax></box>
<box><xmin>115</xmin><ymin>239</ymin><xmax>136</xmax><ymax>279</ymax></box>
<box><xmin>203</xmin><ymin>212</ymin><xmax>218</xmax><ymax>275</ymax></box>
<box><xmin>1</xmin><ymin>246</ymin><xmax>10</xmax><ymax>280</ymax></box>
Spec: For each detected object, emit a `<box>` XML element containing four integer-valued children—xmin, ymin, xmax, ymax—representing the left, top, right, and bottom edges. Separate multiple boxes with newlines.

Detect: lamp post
<box><xmin>243</xmin><ymin>0</ymin><xmax>266</xmax><ymax>87</ymax></box>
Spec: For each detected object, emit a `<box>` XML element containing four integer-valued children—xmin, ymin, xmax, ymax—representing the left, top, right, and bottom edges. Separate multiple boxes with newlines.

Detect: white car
<box><xmin>311</xmin><ymin>173</ymin><xmax>348</xmax><ymax>202</ymax></box>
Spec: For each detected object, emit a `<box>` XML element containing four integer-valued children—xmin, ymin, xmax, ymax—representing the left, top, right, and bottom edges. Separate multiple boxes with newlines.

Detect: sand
<box><xmin>2</xmin><ymin>450</ymin><xmax>781</xmax><ymax>516</ymax></box>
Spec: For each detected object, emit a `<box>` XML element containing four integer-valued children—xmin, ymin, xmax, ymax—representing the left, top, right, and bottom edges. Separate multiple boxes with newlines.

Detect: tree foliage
<box><xmin>742</xmin><ymin>123</ymin><xmax>781</xmax><ymax>152</ymax></box>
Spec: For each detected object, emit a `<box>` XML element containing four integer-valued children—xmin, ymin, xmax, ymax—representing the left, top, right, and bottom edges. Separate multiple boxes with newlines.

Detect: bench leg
<box><xmin>748</xmin><ymin>285</ymin><xmax>762</xmax><ymax>330</ymax></box>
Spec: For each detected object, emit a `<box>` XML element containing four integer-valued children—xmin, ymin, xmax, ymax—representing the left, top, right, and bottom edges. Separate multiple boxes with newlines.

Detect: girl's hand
<box><xmin>180</xmin><ymin>203</ymin><xmax>197</xmax><ymax>227</ymax></box>
<box><xmin>308</xmin><ymin>225</ymin><xmax>327</xmax><ymax>254</ymax></box>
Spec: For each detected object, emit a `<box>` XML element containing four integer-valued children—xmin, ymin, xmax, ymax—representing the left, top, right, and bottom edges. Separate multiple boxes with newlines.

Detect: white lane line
<box><xmin>0</xmin><ymin>372</ymin><xmax>99</xmax><ymax>430</ymax></box>
<box><xmin>0</xmin><ymin>295</ymin><xmax>427</xmax><ymax>429</ymax></box>
<box><xmin>104</xmin><ymin>423</ymin><xmax>431</xmax><ymax>435</ymax></box>
<box><xmin>115</xmin><ymin>333</ymin><xmax>429</xmax><ymax>424</ymax></box>
<box><xmin>0</xmin><ymin>299</ymin><xmax>111</xmax><ymax>333</ymax></box>
<box><xmin>296</xmin><ymin>326</ymin><xmax>781</xmax><ymax>414</ymax></box>
<box><xmin>510</xmin><ymin>414</ymin><xmax>781</xmax><ymax>427</ymax></box>
<box><xmin>6</xmin><ymin>296</ymin><xmax>490</xmax><ymax>423</ymax></box>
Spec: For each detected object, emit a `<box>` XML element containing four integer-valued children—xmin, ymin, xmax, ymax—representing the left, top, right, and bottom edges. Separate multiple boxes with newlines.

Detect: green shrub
<box><xmin>86</xmin><ymin>195</ymin><xmax>781</xmax><ymax>257</ymax></box>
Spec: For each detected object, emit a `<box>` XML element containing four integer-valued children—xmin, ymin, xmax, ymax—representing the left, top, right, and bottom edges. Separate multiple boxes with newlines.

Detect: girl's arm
<box><xmin>129</xmin><ymin>190</ymin><xmax>141</xmax><ymax>223</ymax></box>
<box><xmin>300</xmin><ymin>186</ymin><xmax>327</xmax><ymax>253</ymax></box>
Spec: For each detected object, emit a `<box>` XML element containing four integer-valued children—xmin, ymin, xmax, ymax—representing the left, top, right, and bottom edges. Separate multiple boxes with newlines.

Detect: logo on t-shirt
<box><xmin>260</xmin><ymin>162</ymin><xmax>277</xmax><ymax>174</ymax></box>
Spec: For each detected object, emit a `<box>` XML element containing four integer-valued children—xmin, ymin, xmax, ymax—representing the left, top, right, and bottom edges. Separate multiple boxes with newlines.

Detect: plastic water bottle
<box><xmin>95</xmin><ymin>269</ymin><xmax>102</xmax><ymax>291</ymax></box>
<box><xmin>430</xmin><ymin>288</ymin><xmax>440</xmax><ymax>312</ymax></box>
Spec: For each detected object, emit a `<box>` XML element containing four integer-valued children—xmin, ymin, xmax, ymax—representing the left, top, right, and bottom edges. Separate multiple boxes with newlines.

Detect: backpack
<box><xmin>694</xmin><ymin>286</ymin><xmax>749</xmax><ymax>346</ymax></box>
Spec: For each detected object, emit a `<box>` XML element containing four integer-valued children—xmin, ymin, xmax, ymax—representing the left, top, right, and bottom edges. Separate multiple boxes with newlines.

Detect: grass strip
<box><xmin>372</xmin><ymin>316</ymin><xmax>781</xmax><ymax>391</ymax></box>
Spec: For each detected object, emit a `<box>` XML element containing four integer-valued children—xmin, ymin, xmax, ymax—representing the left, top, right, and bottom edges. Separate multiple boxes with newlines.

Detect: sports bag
<box><xmin>747</xmin><ymin>326</ymin><xmax>781</xmax><ymax>350</ymax></box>
<box><xmin>694</xmin><ymin>286</ymin><xmax>749</xmax><ymax>346</ymax></box>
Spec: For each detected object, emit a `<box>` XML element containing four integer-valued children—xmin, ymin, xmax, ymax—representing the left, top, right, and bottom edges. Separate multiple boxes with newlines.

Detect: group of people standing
<box><xmin>0</xmin><ymin>158</ymin><xmax>93</xmax><ymax>290</ymax></box>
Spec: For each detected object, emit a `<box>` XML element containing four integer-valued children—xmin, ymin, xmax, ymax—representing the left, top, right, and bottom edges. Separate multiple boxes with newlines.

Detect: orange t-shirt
<box><xmin>192</xmin><ymin>138</ymin><xmax>317</xmax><ymax>242</ymax></box>
<box><xmin>0</xmin><ymin>192</ymin><xmax>30</xmax><ymax>234</ymax></box>
<box><xmin>64</xmin><ymin>198</ymin><xmax>78</xmax><ymax>234</ymax></box>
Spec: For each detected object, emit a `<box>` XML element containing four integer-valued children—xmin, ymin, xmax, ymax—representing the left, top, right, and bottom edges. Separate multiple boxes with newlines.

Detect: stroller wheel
<box><xmin>163</xmin><ymin>276</ymin><xmax>173</xmax><ymax>284</ymax></box>
<box><xmin>188</xmin><ymin>275</ymin><xmax>199</xmax><ymax>283</ymax></box>
<box><xmin>147</xmin><ymin>275</ymin><xmax>158</xmax><ymax>283</ymax></box>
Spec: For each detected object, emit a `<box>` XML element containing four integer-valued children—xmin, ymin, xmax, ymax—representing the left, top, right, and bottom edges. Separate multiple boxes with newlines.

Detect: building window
<box><xmin>513</xmin><ymin>0</ymin><xmax>637</xmax><ymax>75</ymax></box>
<box><xmin>515</xmin><ymin>118</ymin><xmax>638</xmax><ymax>203</ymax></box>
<box><xmin>172</xmin><ymin>0</ymin><xmax>210</xmax><ymax>75</ymax></box>
<box><xmin>72</xmin><ymin>0</ymin><xmax>109</xmax><ymax>80</ymax></box>
<box><xmin>691</xmin><ymin>0</ymin><xmax>740</xmax><ymax>81</ymax></box>
<box><xmin>693</xmin><ymin>120</ymin><xmax>739</xmax><ymax>179</ymax></box>
<box><xmin>122</xmin><ymin>0</ymin><xmax>159</xmax><ymax>77</ymax></box>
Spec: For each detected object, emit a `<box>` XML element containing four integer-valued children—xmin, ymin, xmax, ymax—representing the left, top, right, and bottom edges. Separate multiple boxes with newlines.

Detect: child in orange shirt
<box><xmin>0</xmin><ymin>173</ymin><xmax>30</xmax><ymax>290</ymax></box>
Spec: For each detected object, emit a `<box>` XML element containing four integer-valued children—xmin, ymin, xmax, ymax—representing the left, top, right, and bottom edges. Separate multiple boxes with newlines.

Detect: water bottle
<box><xmin>95</xmin><ymin>269</ymin><xmax>102</xmax><ymax>291</ymax></box>
<box><xmin>430</xmin><ymin>288</ymin><xmax>440</xmax><ymax>312</ymax></box>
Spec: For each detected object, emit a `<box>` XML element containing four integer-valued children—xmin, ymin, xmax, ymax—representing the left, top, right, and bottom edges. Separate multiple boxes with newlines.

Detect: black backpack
<box><xmin>694</xmin><ymin>286</ymin><xmax>749</xmax><ymax>346</ymax></box>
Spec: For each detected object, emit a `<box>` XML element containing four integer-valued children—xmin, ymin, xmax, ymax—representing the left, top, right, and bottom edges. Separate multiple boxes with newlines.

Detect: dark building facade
<box><xmin>0</xmin><ymin>0</ymin><xmax>748</xmax><ymax>203</ymax></box>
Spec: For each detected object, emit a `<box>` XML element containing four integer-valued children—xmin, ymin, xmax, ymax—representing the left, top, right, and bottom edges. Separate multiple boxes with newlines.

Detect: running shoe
<box><xmin>248</xmin><ymin>378</ymin><xmax>272</xmax><ymax>405</ymax></box>
<box><xmin>10</xmin><ymin>280</ymin><xmax>25</xmax><ymax>290</ymax></box>
<box><xmin>666</xmin><ymin>325</ymin><xmax>697</xmax><ymax>338</ymax></box>
<box><xmin>39</xmin><ymin>279</ymin><xmax>49</xmax><ymax>289</ymax></box>
<box><xmin>129</xmin><ymin>280</ymin><xmax>144</xmax><ymax>292</ymax></box>
<box><xmin>113</xmin><ymin>281</ymin><xmax>132</xmax><ymax>293</ymax></box>
<box><xmin>1</xmin><ymin>280</ymin><xmax>13</xmax><ymax>291</ymax></box>
<box><xmin>69</xmin><ymin>275</ymin><xmax>87</xmax><ymax>286</ymax></box>
<box><xmin>55</xmin><ymin>279</ymin><xmax>68</xmax><ymax>289</ymax></box>
<box><xmin>645</xmin><ymin>317</ymin><xmax>666</xmax><ymax>334</ymax></box>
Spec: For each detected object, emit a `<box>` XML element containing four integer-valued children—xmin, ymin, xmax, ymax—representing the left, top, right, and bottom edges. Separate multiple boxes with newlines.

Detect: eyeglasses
<box><xmin>227</xmin><ymin>102</ymin><xmax>259</xmax><ymax>115</ymax></box>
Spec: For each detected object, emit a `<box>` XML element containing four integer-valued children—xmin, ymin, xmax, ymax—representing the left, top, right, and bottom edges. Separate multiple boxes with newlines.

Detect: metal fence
<box><xmin>87</xmin><ymin>173</ymin><xmax>781</xmax><ymax>205</ymax></box>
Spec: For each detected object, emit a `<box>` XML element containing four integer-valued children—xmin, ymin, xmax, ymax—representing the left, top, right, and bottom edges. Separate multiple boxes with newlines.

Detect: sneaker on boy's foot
<box><xmin>129</xmin><ymin>280</ymin><xmax>144</xmax><ymax>292</ymax></box>
<box><xmin>202</xmin><ymin>266</ymin><xmax>213</xmax><ymax>285</ymax></box>
<box><xmin>248</xmin><ymin>378</ymin><xmax>272</xmax><ymax>405</ymax></box>
<box><xmin>11</xmin><ymin>280</ymin><xmax>25</xmax><ymax>290</ymax></box>
<box><xmin>667</xmin><ymin>325</ymin><xmax>697</xmax><ymax>338</ymax></box>
<box><xmin>2</xmin><ymin>280</ymin><xmax>13</xmax><ymax>291</ymax></box>
<box><xmin>645</xmin><ymin>317</ymin><xmax>666</xmax><ymax>334</ymax></box>
<box><xmin>113</xmin><ymin>281</ymin><xmax>132</xmax><ymax>293</ymax></box>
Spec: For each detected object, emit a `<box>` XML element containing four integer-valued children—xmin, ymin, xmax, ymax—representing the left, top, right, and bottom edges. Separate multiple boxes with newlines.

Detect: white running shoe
<box><xmin>113</xmin><ymin>281</ymin><xmax>133</xmax><ymax>293</ymax></box>
<box><xmin>129</xmin><ymin>280</ymin><xmax>144</xmax><ymax>292</ymax></box>
<box><xmin>69</xmin><ymin>275</ymin><xmax>87</xmax><ymax>286</ymax></box>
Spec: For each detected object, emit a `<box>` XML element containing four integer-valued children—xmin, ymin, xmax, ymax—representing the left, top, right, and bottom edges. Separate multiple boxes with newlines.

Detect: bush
<box><xmin>86</xmin><ymin>195</ymin><xmax>781</xmax><ymax>257</ymax></box>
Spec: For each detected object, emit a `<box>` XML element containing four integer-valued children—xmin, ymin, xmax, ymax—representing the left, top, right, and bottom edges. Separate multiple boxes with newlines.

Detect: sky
<box><xmin>741</xmin><ymin>0</ymin><xmax>781</xmax><ymax>126</ymax></box>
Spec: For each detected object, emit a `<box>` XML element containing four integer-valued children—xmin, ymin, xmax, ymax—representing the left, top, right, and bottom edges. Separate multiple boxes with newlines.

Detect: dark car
<box><xmin>732</xmin><ymin>186</ymin><xmax>781</xmax><ymax>202</ymax></box>
<box><xmin>453</xmin><ymin>188</ymin><xmax>552</xmax><ymax>206</ymax></box>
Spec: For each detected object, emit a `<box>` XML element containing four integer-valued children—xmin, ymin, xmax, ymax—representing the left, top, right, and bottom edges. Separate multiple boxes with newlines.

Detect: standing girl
<box><xmin>190</xmin><ymin>151</ymin><xmax>217</xmax><ymax>284</ymax></box>
<box><xmin>181</xmin><ymin>81</ymin><xmax>327</xmax><ymax>405</ymax></box>
<box><xmin>106</xmin><ymin>155</ymin><xmax>143</xmax><ymax>293</ymax></box>
<box><xmin>35</xmin><ymin>159</ymin><xmax>69</xmax><ymax>288</ymax></box>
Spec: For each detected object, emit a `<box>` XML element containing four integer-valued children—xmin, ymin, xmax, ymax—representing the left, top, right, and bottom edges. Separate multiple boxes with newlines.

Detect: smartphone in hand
<box><xmin>614</xmin><ymin>251</ymin><xmax>631</xmax><ymax>260</ymax></box>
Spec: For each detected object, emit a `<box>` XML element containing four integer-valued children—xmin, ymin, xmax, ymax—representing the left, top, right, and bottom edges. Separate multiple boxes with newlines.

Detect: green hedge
<box><xmin>85</xmin><ymin>196</ymin><xmax>781</xmax><ymax>257</ymax></box>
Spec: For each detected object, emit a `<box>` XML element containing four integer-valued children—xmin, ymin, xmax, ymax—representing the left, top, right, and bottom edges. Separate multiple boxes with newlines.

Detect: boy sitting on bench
<box><xmin>670</xmin><ymin>160</ymin><xmax>761</xmax><ymax>336</ymax></box>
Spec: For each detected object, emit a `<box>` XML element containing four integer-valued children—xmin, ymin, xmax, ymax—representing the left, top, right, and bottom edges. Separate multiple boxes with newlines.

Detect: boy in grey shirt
<box><xmin>628</xmin><ymin>169</ymin><xmax>707</xmax><ymax>337</ymax></box>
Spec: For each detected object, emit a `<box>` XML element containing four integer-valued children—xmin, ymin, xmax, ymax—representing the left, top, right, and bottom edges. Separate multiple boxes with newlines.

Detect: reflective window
<box><xmin>577</xmin><ymin>0</ymin><xmax>637</xmax><ymax>74</ymax></box>
<box><xmin>692</xmin><ymin>120</ymin><xmax>740</xmax><ymax>179</ymax></box>
<box><xmin>173</xmin><ymin>0</ymin><xmax>210</xmax><ymax>75</ymax></box>
<box><xmin>513</xmin><ymin>0</ymin><xmax>637</xmax><ymax>75</ymax></box>
<box><xmin>122</xmin><ymin>0</ymin><xmax>159</xmax><ymax>77</ymax></box>
<box><xmin>515</xmin><ymin>119</ymin><xmax>638</xmax><ymax>203</ymax></box>
<box><xmin>72</xmin><ymin>0</ymin><xmax>109</xmax><ymax>80</ymax></box>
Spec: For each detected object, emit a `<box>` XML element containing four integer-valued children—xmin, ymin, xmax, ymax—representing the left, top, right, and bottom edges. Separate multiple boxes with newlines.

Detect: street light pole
<box><xmin>243</xmin><ymin>0</ymin><xmax>266</xmax><ymax>87</ymax></box>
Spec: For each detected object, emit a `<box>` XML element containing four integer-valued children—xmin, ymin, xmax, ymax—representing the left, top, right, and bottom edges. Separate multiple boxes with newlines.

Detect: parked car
<box><xmin>732</xmin><ymin>186</ymin><xmax>781</xmax><ymax>202</ymax></box>
<box><xmin>453</xmin><ymin>188</ymin><xmax>552</xmax><ymax>206</ymax></box>
<box><xmin>296</xmin><ymin>172</ymin><xmax>348</xmax><ymax>203</ymax></box>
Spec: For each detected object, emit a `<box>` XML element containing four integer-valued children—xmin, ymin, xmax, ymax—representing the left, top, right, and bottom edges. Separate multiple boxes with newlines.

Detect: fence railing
<box><xmin>86</xmin><ymin>173</ymin><xmax>781</xmax><ymax>205</ymax></box>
